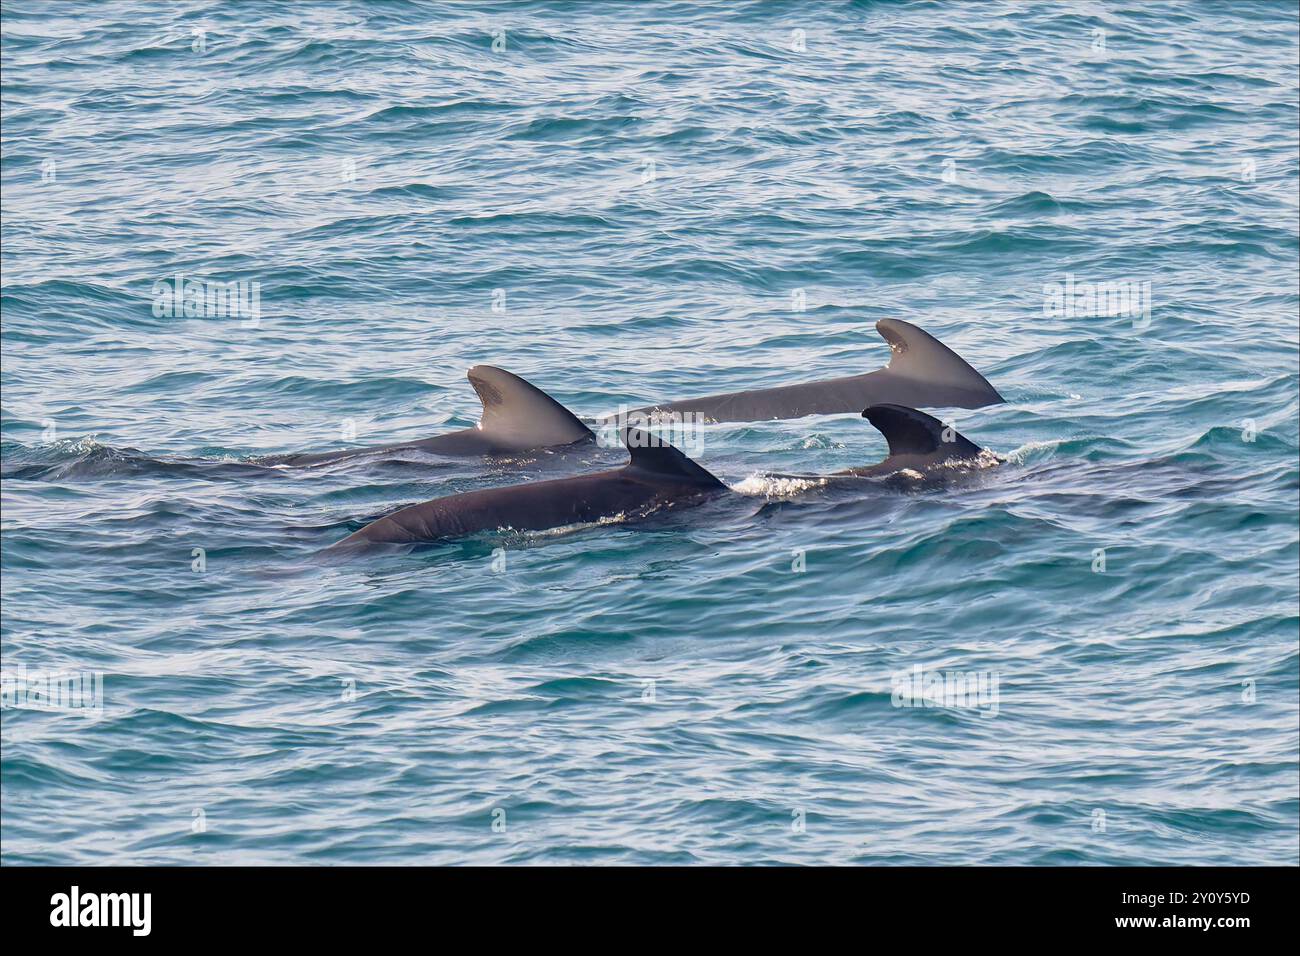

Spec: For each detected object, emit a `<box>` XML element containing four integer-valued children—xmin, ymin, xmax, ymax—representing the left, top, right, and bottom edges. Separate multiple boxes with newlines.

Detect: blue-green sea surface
<box><xmin>1</xmin><ymin>1</ymin><xmax>1297</xmax><ymax>864</ymax></box>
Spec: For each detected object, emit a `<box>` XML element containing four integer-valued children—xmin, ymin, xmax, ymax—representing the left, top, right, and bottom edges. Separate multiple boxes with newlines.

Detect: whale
<box><xmin>325</xmin><ymin>404</ymin><xmax>996</xmax><ymax>551</ymax></box>
<box><xmin>262</xmin><ymin>365</ymin><xmax>595</xmax><ymax>466</ymax></box>
<box><xmin>327</xmin><ymin>427</ymin><xmax>727</xmax><ymax>551</ymax></box>
<box><xmin>268</xmin><ymin>319</ymin><xmax>995</xmax><ymax>464</ymax></box>
<box><xmin>834</xmin><ymin>404</ymin><xmax>995</xmax><ymax>478</ymax></box>
<box><xmin>764</xmin><ymin>404</ymin><xmax>996</xmax><ymax>491</ymax></box>
<box><xmin>602</xmin><ymin>318</ymin><xmax>1003</xmax><ymax>425</ymax></box>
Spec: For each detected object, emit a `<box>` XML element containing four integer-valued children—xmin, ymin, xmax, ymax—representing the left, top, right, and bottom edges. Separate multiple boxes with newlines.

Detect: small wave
<box><xmin>2</xmin><ymin>437</ymin><xmax>277</xmax><ymax>482</ymax></box>
<box><xmin>986</xmin><ymin>191</ymin><xmax>1068</xmax><ymax>217</ymax></box>
<box><xmin>1003</xmin><ymin>439</ymin><xmax>1066</xmax><ymax>465</ymax></box>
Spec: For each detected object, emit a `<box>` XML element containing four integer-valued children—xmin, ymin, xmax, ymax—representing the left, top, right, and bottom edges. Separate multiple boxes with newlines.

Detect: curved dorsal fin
<box><xmin>862</xmin><ymin>404</ymin><xmax>982</xmax><ymax>459</ymax></box>
<box><xmin>876</xmin><ymin>319</ymin><xmax>1004</xmax><ymax>404</ymax></box>
<box><xmin>468</xmin><ymin>366</ymin><xmax>594</xmax><ymax>449</ymax></box>
<box><xmin>622</xmin><ymin>427</ymin><xmax>725</xmax><ymax>488</ymax></box>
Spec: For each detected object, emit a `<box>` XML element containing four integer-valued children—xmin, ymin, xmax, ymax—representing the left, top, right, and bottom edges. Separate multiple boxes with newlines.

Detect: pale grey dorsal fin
<box><xmin>599</xmin><ymin>318</ymin><xmax>1003</xmax><ymax>425</ymax></box>
<box><xmin>862</xmin><ymin>404</ymin><xmax>982</xmax><ymax>459</ymax></box>
<box><xmin>622</xmin><ymin>427</ymin><xmax>726</xmax><ymax>488</ymax></box>
<box><xmin>468</xmin><ymin>366</ymin><xmax>594</xmax><ymax>449</ymax></box>
<box><xmin>875</xmin><ymin>319</ymin><xmax>1004</xmax><ymax>406</ymax></box>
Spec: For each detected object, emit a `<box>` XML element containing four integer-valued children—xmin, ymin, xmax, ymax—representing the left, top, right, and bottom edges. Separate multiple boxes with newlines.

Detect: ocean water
<box><xmin>1</xmin><ymin>0</ymin><xmax>1297</xmax><ymax>866</ymax></box>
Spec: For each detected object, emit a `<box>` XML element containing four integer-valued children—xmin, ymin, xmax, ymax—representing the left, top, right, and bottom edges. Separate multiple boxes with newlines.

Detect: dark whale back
<box><xmin>604</xmin><ymin>319</ymin><xmax>1003</xmax><ymax>424</ymax></box>
<box><xmin>266</xmin><ymin>365</ymin><xmax>594</xmax><ymax>465</ymax></box>
<box><xmin>329</xmin><ymin>428</ymin><xmax>727</xmax><ymax>549</ymax></box>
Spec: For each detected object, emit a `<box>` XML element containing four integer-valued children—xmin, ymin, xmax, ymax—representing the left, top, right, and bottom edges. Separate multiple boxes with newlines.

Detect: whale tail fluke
<box><xmin>468</xmin><ymin>365</ymin><xmax>595</xmax><ymax>450</ymax></box>
<box><xmin>862</xmin><ymin>404</ymin><xmax>983</xmax><ymax>461</ymax></box>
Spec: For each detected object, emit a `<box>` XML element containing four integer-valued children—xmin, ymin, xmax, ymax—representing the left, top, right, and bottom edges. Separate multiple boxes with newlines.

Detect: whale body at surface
<box><xmin>604</xmin><ymin>319</ymin><xmax>1004</xmax><ymax>424</ymax></box>
<box><xmin>326</xmin><ymin>403</ymin><xmax>998</xmax><ymax>552</ymax></box>
<box><xmin>263</xmin><ymin>365</ymin><xmax>594</xmax><ymax>466</ymax></box>
<box><xmin>328</xmin><ymin>428</ymin><xmax>727</xmax><ymax>550</ymax></box>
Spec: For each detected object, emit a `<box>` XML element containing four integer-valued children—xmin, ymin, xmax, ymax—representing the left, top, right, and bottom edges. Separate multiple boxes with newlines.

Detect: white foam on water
<box><xmin>730</xmin><ymin>473</ymin><xmax>827</xmax><ymax>498</ymax></box>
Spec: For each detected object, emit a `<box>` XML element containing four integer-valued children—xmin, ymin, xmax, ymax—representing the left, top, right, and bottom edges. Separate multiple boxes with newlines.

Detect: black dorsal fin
<box><xmin>622</xmin><ymin>428</ymin><xmax>726</xmax><ymax>488</ymax></box>
<box><xmin>862</xmin><ymin>404</ymin><xmax>983</xmax><ymax>459</ymax></box>
<box><xmin>468</xmin><ymin>366</ymin><xmax>594</xmax><ymax>449</ymax></box>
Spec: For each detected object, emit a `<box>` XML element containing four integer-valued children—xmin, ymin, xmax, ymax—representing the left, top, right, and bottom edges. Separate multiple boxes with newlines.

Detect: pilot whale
<box><xmin>326</xmin><ymin>404</ymin><xmax>995</xmax><ymax>551</ymax></box>
<box><xmin>604</xmin><ymin>318</ymin><xmax>1003</xmax><ymax>424</ymax></box>
<box><xmin>834</xmin><ymin>404</ymin><xmax>995</xmax><ymax>478</ymax></box>
<box><xmin>327</xmin><ymin>427</ymin><xmax>727</xmax><ymax>551</ymax></box>
<box><xmin>268</xmin><ymin>319</ymin><xmax>994</xmax><ymax>464</ymax></box>
<box><xmin>263</xmin><ymin>365</ymin><xmax>594</xmax><ymax>465</ymax></box>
